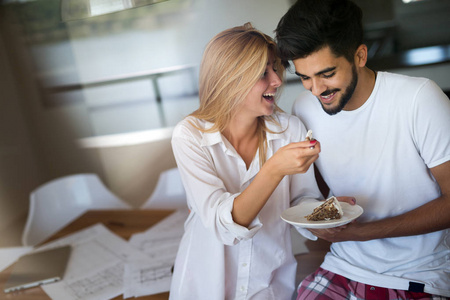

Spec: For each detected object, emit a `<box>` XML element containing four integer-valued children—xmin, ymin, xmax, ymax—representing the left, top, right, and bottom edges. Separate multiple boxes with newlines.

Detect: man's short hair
<box><xmin>275</xmin><ymin>0</ymin><xmax>363</xmax><ymax>66</ymax></box>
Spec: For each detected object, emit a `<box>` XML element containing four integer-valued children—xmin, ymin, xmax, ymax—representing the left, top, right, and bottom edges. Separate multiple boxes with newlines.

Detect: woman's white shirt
<box><xmin>169</xmin><ymin>112</ymin><xmax>322</xmax><ymax>300</ymax></box>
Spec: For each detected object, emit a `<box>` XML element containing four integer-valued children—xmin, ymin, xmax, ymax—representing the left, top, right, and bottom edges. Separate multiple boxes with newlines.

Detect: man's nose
<box><xmin>310</xmin><ymin>78</ymin><xmax>326</xmax><ymax>97</ymax></box>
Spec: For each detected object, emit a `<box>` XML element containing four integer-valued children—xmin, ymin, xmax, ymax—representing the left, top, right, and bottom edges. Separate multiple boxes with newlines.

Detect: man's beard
<box><xmin>319</xmin><ymin>65</ymin><xmax>358</xmax><ymax>115</ymax></box>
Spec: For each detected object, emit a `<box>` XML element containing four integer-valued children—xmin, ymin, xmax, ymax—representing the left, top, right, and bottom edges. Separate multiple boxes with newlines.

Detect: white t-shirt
<box><xmin>292</xmin><ymin>71</ymin><xmax>450</xmax><ymax>296</ymax></box>
<box><xmin>170</xmin><ymin>113</ymin><xmax>322</xmax><ymax>300</ymax></box>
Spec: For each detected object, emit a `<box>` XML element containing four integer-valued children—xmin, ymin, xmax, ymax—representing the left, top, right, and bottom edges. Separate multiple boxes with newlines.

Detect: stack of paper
<box><xmin>31</xmin><ymin>209</ymin><xmax>189</xmax><ymax>300</ymax></box>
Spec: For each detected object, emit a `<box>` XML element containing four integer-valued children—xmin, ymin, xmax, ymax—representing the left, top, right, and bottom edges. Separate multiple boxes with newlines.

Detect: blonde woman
<box><xmin>169</xmin><ymin>23</ymin><xmax>323</xmax><ymax>299</ymax></box>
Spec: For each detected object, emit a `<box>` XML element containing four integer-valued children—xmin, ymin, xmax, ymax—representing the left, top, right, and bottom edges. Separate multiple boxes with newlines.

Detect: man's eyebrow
<box><xmin>295</xmin><ymin>67</ymin><xmax>336</xmax><ymax>77</ymax></box>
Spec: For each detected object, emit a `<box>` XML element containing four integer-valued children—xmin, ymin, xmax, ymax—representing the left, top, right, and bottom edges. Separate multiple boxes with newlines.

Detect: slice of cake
<box><xmin>305</xmin><ymin>197</ymin><xmax>343</xmax><ymax>221</ymax></box>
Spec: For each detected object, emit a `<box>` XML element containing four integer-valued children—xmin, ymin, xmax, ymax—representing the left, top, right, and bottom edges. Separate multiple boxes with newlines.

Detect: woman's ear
<box><xmin>354</xmin><ymin>44</ymin><xmax>368</xmax><ymax>67</ymax></box>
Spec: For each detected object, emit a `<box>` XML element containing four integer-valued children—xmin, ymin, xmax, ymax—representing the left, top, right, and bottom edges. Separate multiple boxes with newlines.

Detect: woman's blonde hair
<box><xmin>191</xmin><ymin>22</ymin><xmax>285</xmax><ymax>166</ymax></box>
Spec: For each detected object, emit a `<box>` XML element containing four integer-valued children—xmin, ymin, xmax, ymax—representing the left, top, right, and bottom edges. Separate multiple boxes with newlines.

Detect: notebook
<box><xmin>3</xmin><ymin>245</ymin><xmax>71</xmax><ymax>293</ymax></box>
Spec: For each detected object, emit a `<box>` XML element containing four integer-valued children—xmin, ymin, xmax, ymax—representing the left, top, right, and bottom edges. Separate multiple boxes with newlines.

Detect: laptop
<box><xmin>3</xmin><ymin>245</ymin><xmax>71</xmax><ymax>293</ymax></box>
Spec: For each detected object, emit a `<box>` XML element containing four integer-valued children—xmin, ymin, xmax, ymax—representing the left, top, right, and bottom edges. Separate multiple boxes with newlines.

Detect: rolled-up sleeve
<box><xmin>218</xmin><ymin>196</ymin><xmax>262</xmax><ymax>243</ymax></box>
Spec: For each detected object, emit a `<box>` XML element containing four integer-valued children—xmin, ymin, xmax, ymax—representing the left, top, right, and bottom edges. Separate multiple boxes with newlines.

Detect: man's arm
<box><xmin>309</xmin><ymin>160</ymin><xmax>450</xmax><ymax>242</ymax></box>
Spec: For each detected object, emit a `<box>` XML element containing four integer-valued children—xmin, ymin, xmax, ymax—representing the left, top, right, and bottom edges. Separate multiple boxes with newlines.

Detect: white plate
<box><xmin>281</xmin><ymin>201</ymin><xmax>364</xmax><ymax>229</ymax></box>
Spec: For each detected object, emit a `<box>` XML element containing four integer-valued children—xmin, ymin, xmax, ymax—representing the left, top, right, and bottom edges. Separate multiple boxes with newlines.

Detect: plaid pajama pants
<box><xmin>296</xmin><ymin>268</ymin><xmax>449</xmax><ymax>300</ymax></box>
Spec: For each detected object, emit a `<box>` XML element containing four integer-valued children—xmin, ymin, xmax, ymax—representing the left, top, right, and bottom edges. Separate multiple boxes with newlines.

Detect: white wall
<box><xmin>32</xmin><ymin>0</ymin><xmax>292</xmax><ymax>137</ymax></box>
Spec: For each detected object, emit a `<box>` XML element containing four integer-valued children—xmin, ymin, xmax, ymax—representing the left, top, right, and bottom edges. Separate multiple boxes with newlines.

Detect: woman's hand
<box><xmin>233</xmin><ymin>139</ymin><xmax>320</xmax><ymax>227</ymax></box>
<box><xmin>263</xmin><ymin>140</ymin><xmax>320</xmax><ymax>179</ymax></box>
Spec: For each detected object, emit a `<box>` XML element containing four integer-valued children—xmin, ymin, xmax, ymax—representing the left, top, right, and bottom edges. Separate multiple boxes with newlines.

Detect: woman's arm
<box><xmin>232</xmin><ymin>140</ymin><xmax>320</xmax><ymax>227</ymax></box>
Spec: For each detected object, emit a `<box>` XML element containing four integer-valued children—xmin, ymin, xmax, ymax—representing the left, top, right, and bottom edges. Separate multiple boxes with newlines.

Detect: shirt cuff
<box><xmin>219</xmin><ymin>194</ymin><xmax>262</xmax><ymax>244</ymax></box>
<box><xmin>294</xmin><ymin>226</ymin><xmax>318</xmax><ymax>241</ymax></box>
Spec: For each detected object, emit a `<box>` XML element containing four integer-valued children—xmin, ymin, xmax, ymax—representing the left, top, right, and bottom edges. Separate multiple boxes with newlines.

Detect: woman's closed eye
<box><xmin>261</xmin><ymin>68</ymin><xmax>277</xmax><ymax>78</ymax></box>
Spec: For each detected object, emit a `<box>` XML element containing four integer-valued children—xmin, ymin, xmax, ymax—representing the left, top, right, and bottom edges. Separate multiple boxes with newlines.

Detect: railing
<box><xmin>38</xmin><ymin>64</ymin><xmax>197</xmax><ymax>107</ymax></box>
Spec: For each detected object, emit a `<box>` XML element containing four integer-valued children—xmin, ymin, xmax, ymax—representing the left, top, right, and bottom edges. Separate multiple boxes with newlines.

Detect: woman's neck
<box><xmin>223</xmin><ymin>117</ymin><xmax>260</xmax><ymax>169</ymax></box>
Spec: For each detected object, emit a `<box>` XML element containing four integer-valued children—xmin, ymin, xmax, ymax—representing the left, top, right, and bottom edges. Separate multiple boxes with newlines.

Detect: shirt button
<box><xmin>242</xmin><ymin>263</ymin><xmax>247</xmax><ymax>267</ymax></box>
<box><xmin>240</xmin><ymin>286</ymin><xmax>246</xmax><ymax>292</ymax></box>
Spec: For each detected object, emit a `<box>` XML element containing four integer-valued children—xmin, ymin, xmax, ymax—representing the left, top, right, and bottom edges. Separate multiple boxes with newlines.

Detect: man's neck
<box><xmin>345</xmin><ymin>67</ymin><xmax>377</xmax><ymax>111</ymax></box>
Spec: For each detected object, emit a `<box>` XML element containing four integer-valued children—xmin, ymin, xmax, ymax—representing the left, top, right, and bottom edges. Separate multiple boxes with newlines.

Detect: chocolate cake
<box><xmin>305</xmin><ymin>197</ymin><xmax>343</xmax><ymax>221</ymax></box>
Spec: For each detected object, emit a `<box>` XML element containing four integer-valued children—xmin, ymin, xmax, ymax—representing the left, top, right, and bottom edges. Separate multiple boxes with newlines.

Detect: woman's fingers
<box><xmin>284</xmin><ymin>139</ymin><xmax>320</xmax><ymax>150</ymax></box>
<box><xmin>282</xmin><ymin>142</ymin><xmax>320</xmax><ymax>173</ymax></box>
<box><xmin>266</xmin><ymin>140</ymin><xmax>321</xmax><ymax>176</ymax></box>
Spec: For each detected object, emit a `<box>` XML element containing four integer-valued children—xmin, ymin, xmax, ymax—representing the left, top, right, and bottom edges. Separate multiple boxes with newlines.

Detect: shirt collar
<box><xmin>200</xmin><ymin>121</ymin><xmax>224</xmax><ymax>147</ymax></box>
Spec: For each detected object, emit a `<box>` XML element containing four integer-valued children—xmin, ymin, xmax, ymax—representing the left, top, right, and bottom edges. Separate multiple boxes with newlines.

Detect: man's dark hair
<box><xmin>275</xmin><ymin>0</ymin><xmax>363</xmax><ymax>67</ymax></box>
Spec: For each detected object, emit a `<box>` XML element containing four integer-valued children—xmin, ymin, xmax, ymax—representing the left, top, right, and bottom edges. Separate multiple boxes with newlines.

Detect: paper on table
<box><xmin>124</xmin><ymin>209</ymin><xmax>189</xmax><ymax>298</ymax></box>
<box><xmin>124</xmin><ymin>260</ymin><xmax>173</xmax><ymax>298</ymax></box>
<box><xmin>37</xmin><ymin>223</ymin><xmax>148</xmax><ymax>300</ymax></box>
<box><xmin>0</xmin><ymin>247</ymin><xmax>33</xmax><ymax>272</ymax></box>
